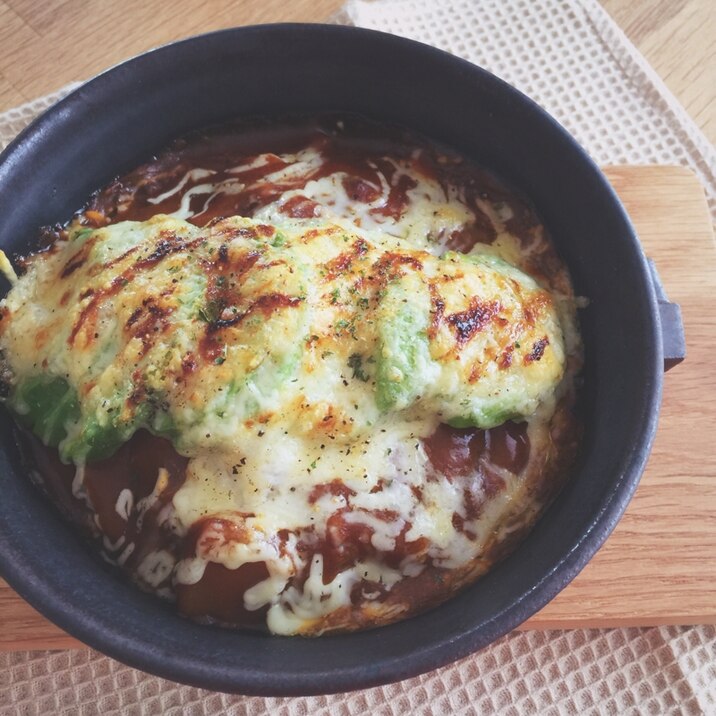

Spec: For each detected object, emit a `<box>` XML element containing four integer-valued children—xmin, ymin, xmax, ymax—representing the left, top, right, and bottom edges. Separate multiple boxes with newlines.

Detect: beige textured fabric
<box><xmin>2</xmin><ymin>1</ymin><xmax>716</xmax><ymax>713</ymax></box>
<box><xmin>0</xmin><ymin>83</ymin><xmax>81</xmax><ymax>151</ymax></box>
<box><xmin>1</xmin><ymin>628</ymin><xmax>715</xmax><ymax>714</ymax></box>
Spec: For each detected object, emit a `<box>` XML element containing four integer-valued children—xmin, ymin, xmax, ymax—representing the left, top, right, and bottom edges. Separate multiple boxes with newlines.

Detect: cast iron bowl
<box><xmin>0</xmin><ymin>24</ymin><xmax>681</xmax><ymax>695</ymax></box>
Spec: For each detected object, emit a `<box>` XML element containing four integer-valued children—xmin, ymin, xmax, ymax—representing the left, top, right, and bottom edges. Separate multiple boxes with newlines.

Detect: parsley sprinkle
<box><xmin>348</xmin><ymin>353</ymin><xmax>369</xmax><ymax>382</ymax></box>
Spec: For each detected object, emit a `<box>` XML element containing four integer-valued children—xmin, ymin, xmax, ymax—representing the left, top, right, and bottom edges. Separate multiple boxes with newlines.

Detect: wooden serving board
<box><xmin>1</xmin><ymin>165</ymin><xmax>714</xmax><ymax>650</ymax></box>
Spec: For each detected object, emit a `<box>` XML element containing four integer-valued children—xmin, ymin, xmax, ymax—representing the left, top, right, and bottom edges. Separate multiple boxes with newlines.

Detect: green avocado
<box><xmin>374</xmin><ymin>275</ymin><xmax>437</xmax><ymax>412</ymax></box>
<box><xmin>10</xmin><ymin>375</ymin><xmax>178</xmax><ymax>463</ymax></box>
<box><xmin>11</xmin><ymin>375</ymin><xmax>80</xmax><ymax>449</ymax></box>
<box><xmin>445</xmin><ymin>249</ymin><xmax>540</xmax><ymax>287</ymax></box>
<box><xmin>445</xmin><ymin>406</ymin><xmax>521</xmax><ymax>430</ymax></box>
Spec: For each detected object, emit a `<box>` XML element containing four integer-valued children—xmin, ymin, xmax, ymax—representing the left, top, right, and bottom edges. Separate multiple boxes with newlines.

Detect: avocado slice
<box><xmin>375</xmin><ymin>273</ymin><xmax>439</xmax><ymax>412</ymax></box>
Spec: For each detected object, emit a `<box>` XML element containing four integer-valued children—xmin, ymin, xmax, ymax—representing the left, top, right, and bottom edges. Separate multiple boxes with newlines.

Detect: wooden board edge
<box><xmin>1</xmin><ymin>164</ymin><xmax>714</xmax><ymax>651</ymax></box>
<box><xmin>519</xmin><ymin>614</ymin><xmax>716</xmax><ymax>631</ymax></box>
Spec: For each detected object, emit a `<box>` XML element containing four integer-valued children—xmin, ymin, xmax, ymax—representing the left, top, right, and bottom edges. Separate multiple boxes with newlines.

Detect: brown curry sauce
<box><xmin>18</xmin><ymin>114</ymin><xmax>581</xmax><ymax>633</ymax></box>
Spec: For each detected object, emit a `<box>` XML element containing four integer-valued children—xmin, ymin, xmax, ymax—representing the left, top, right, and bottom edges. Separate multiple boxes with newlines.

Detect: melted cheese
<box><xmin>0</xmin><ymin>207</ymin><xmax>576</xmax><ymax>634</ymax></box>
<box><xmin>0</xmin><ymin>217</ymin><xmax>563</xmax><ymax>456</ymax></box>
<box><xmin>157</xmin><ymin>147</ymin><xmax>474</xmax><ymax>252</ymax></box>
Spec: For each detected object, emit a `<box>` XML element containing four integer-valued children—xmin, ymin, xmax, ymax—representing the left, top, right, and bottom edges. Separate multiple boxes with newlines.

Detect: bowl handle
<box><xmin>647</xmin><ymin>258</ymin><xmax>685</xmax><ymax>371</ymax></box>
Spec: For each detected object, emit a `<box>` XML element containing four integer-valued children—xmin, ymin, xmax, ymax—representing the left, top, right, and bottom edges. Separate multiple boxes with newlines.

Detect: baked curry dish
<box><xmin>0</xmin><ymin>116</ymin><xmax>582</xmax><ymax>635</ymax></box>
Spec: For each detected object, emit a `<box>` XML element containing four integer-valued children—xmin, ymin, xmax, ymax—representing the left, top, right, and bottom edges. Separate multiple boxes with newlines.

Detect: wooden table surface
<box><xmin>0</xmin><ymin>1</ymin><xmax>713</xmax><ymax>145</ymax></box>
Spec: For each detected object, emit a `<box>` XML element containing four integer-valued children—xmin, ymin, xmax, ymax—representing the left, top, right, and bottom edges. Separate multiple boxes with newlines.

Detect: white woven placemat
<box><xmin>2</xmin><ymin>1</ymin><xmax>716</xmax><ymax>714</ymax></box>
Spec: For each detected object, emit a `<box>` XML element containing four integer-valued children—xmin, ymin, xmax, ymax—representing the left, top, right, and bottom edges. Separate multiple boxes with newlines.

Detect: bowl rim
<box><xmin>0</xmin><ymin>22</ymin><xmax>663</xmax><ymax>695</ymax></box>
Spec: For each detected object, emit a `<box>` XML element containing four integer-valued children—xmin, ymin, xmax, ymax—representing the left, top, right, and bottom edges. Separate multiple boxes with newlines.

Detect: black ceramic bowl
<box><xmin>0</xmin><ymin>24</ymin><xmax>678</xmax><ymax>695</ymax></box>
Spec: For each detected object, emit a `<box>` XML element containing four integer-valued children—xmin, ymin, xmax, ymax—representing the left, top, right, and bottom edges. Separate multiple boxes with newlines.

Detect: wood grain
<box><xmin>0</xmin><ymin>0</ymin><xmax>344</xmax><ymax>111</ymax></box>
<box><xmin>600</xmin><ymin>0</ymin><xmax>716</xmax><ymax>144</ymax></box>
<box><xmin>0</xmin><ymin>164</ymin><xmax>713</xmax><ymax>650</ymax></box>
